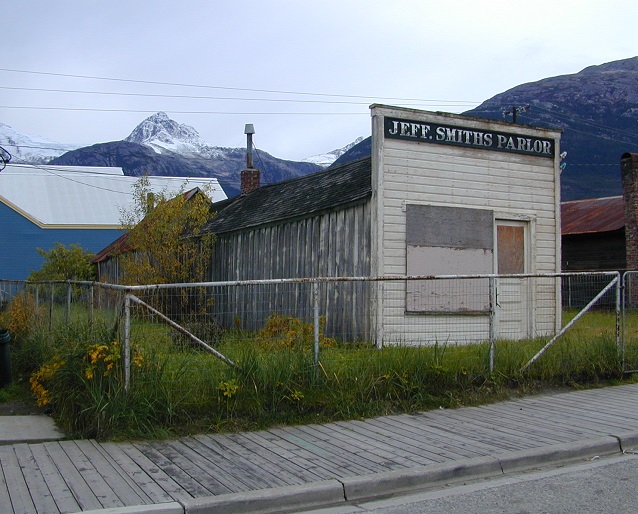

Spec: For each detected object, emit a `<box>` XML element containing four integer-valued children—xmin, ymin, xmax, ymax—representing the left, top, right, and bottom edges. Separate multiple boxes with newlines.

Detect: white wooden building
<box><xmin>205</xmin><ymin>105</ymin><xmax>562</xmax><ymax>345</ymax></box>
<box><xmin>369</xmin><ymin>105</ymin><xmax>562</xmax><ymax>344</ymax></box>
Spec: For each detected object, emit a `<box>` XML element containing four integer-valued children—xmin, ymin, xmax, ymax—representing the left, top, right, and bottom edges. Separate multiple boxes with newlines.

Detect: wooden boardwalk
<box><xmin>3</xmin><ymin>384</ymin><xmax>638</xmax><ymax>513</ymax></box>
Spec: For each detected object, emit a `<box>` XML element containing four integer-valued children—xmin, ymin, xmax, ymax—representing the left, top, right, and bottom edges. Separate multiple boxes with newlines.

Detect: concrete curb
<box><xmin>615</xmin><ymin>431</ymin><xmax>638</xmax><ymax>453</ymax></box>
<box><xmin>179</xmin><ymin>479</ymin><xmax>345</xmax><ymax>514</ymax></box>
<box><xmin>80</xmin><ymin>503</ymin><xmax>183</xmax><ymax>514</ymax></box>
<box><xmin>497</xmin><ymin>436</ymin><xmax>622</xmax><ymax>473</ymax></box>
<box><xmin>341</xmin><ymin>455</ymin><xmax>503</xmax><ymax>502</ymax></box>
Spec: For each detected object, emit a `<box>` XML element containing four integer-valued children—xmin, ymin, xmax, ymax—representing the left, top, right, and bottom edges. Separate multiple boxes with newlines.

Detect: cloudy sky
<box><xmin>2</xmin><ymin>0</ymin><xmax>637</xmax><ymax>161</ymax></box>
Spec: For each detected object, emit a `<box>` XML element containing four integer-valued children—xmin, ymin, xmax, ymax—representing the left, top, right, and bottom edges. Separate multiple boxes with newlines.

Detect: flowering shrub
<box><xmin>27</xmin><ymin>339</ymin><xmax>149</xmax><ymax>438</ymax></box>
<box><xmin>256</xmin><ymin>314</ymin><xmax>335</xmax><ymax>350</ymax></box>
<box><xmin>29</xmin><ymin>358</ymin><xmax>65</xmax><ymax>407</ymax></box>
<box><xmin>84</xmin><ymin>342</ymin><xmax>121</xmax><ymax>380</ymax></box>
<box><xmin>1</xmin><ymin>292</ymin><xmax>37</xmax><ymax>341</ymax></box>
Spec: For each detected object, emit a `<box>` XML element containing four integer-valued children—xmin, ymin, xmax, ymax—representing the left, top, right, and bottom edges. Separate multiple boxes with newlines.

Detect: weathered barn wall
<box><xmin>562</xmin><ymin>231</ymin><xmax>626</xmax><ymax>272</ymax></box>
<box><xmin>211</xmin><ymin>201</ymin><xmax>372</xmax><ymax>340</ymax></box>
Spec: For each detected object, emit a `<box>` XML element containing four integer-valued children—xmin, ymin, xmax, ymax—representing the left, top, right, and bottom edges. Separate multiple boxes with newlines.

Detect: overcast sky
<box><xmin>2</xmin><ymin>0</ymin><xmax>637</xmax><ymax>161</ymax></box>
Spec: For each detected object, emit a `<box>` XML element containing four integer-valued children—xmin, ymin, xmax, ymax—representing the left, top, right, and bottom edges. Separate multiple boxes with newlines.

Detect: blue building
<box><xmin>0</xmin><ymin>164</ymin><xmax>226</xmax><ymax>280</ymax></box>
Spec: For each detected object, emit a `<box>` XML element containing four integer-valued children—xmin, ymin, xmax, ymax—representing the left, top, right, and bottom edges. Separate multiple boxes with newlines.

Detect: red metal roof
<box><xmin>561</xmin><ymin>196</ymin><xmax>625</xmax><ymax>235</ymax></box>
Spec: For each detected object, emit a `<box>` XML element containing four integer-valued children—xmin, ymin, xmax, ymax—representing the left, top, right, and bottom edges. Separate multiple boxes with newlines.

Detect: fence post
<box><xmin>66</xmin><ymin>282</ymin><xmax>72</xmax><ymax>324</ymax></box>
<box><xmin>124</xmin><ymin>294</ymin><xmax>131</xmax><ymax>393</ymax></box>
<box><xmin>313</xmin><ymin>281</ymin><xmax>320</xmax><ymax>369</ymax></box>
<box><xmin>89</xmin><ymin>284</ymin><xmax>94</xmax><ymax>326</ymax></box>
<box><xmin>616</xmin><ymin>274</ymin><xmax>621</xmax><ymax>363</ymax></box>
<box><xmin>49</xmin><ymin>283</ymin><xmax>54</xmax><ymax>331</ymax></box>
<box><xmin>489</xmin><ymin>276</ymin><xmax>495</xmax><ymax>374</ymax></box>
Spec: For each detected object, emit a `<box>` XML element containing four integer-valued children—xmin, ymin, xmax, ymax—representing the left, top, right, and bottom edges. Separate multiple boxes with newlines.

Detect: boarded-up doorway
<box><xmin>495</xmin><ymin>220</ymin><xmax>531</xmax><ymax>339</ymax></box>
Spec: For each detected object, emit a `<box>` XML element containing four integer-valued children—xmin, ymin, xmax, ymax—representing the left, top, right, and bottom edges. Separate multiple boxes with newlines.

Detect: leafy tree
<box><xmin>28</xmin><ymin>243</ymin><xmax>96</xmax><ymax>282</ymax></box>
<box><xmin>118</xmin><ymin>176</ymin><xmax>215</xmax><ymax>286</ymax></box>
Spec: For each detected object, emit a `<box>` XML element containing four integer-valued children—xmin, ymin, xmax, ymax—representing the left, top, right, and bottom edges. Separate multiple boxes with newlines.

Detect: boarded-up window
<box><xmin>497</xmin><ymin>224</ymin><xmax>525</xmax><ymax>274</ymax></box>
<box><xmin>406</xmin><ymin>204</ymin><xmax>493</xmax><ymax>313</ymax></box>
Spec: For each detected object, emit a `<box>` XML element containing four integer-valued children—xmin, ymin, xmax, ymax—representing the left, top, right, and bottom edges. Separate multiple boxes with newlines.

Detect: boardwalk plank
<box><xmin>415</xmin><ymin>409</ymin><xmax>547</xmax><ymax>450</ymax></box>
<box><xmin>524</xmin><ymin>397</ymin><xmax>635</xmax><ymax>432</ymax></box>
<box><xmin>436</xmin><ymin>406</ymin><xmax>577</xmax><ymax>444</ymax></box>
<box><xmin>29</xmin><ymin>445</ymin><xmax>80</xmax><ymax>514</ymax></box>
<box><xmin>57</xmin><ymin>441</ymin><xmax>123</xmax><ymax>509</ymax></box>
<box><xmin>272</xmin><ymin>426</ymin><xmax>373</xmax><ymax>476</ymax></box>
<box><xmin>181</xmin><ymin>437</ymin><xmax>279</xmax><ymax>491</ymax></box>
<box><xmin>379</xmin><ymin>413</ymin><xmax>511</xmax><ymax>454</ymax></box>
<box><xmin>300</xmin><ymin>423</ymin><xmax>425</xmax><ymax>469</ymax></box>
<box><xmin>13</xmin><ymin>445</ymin><xmax>59</xmax><ymax>514</ymax></box>
<box><xmin>194</xmin><ymin>434</ymin><xmax>302</xmax><ymax>487</ymax></box>
<box><xmin>0</xmin><ymin>446</ymin><xmax>36</xmax><ymax>514</ymax></box>
<box><xmin>42</xmin><ymin>442</ymin><xmax>103</xmax><ymax>512</ymax></box>
<box><xmin>242</xmin><ymin>431</ymin><xmax>337</xmax><ymax>480</ymax></box>
<box><xmin>292</xmin><ymin>424</ymin><xmax>407</xmax><ymax>470</ymax></box>
<box><xmin>475</xmin><ymin>403</ymin><xmax>591</xmax><ymax>439</ymax></box>
<box><xmin>337</xmin><ymin>419</ymin><xmax>468</xmax><ymax>461</ymax></box>
<box><xmin>116</xmin><ymin>443</ymin><xmax>190</xmax><ymax>500</ymax></box>
<box><xmin>300</xmin><ymin>423</ymin><xmax>410</xmax><ymax>469</ymax></box>
<box><xmin>163</xmin><ymin>440</ymin><xmax>250</xmax><ymax>493</ymax></box>
<box><xmin>360</xmin><ymin>418</ymin><xmax>485</xmax><ymax>462</ymax></box>
<box><xmin>134</xmin><ymin>442</ymin><xmax>225</xmax><ymax>497</ymax></box>
<box><xmin>98</xmin><ymin>442</ymin><xmax>174</xmax><ymax>504</ymax></box>
<box><xmin>224</xmin><ymin>433</ymin><xmax>324</xmax><ymax>483</ymax></box>
<box><xmin>74</xmin><ymin>440</ymin><xmax>149</xmax><ymax>506</ymax></box>
<box><xmin>0</xmin><ymin>449</ymin><xmax>14</xmax><ymax>513</ymax></box>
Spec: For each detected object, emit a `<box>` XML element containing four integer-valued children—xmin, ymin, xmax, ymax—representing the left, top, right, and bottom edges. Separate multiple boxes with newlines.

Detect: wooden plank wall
<box><xmin>210</xmin><ymin>201</ymin><xmax>372</xmax><ymax>341</ymax></box>
<box><xmin>374</xmin><ymin>116</ymin><xmax>561</xmax><ymax>342</ymax></box>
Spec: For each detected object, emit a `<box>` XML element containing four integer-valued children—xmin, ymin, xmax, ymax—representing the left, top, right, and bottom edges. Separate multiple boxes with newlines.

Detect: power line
<box><xmin>0</xmin><ymin>67</ymin><xmax>479</xmax><ymax>104</ymax></box>
<box><xmin>0</xmin><ymin>106</ymin><xmax>369</xmax><ymax>115</ymax></box>
<box><xmin>0</xmin><ymin>85</ymin><xmax>478</xmax><ymax>108</ymax></box>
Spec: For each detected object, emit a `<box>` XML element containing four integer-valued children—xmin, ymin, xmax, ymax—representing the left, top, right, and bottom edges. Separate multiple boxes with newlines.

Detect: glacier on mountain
<box><xmin>0</xmin><ymin>123</ymin><xmax>79</xmax><ymax>164</ymax></box>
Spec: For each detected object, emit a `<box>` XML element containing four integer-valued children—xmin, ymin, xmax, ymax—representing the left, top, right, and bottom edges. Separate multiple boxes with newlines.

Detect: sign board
<box><xmin>384</xmin><ymin>117</ymin><xmax>555</xmax><ymax>158</ymax></box>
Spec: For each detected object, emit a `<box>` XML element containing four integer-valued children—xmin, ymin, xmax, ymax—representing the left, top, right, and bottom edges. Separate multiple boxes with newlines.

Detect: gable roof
<box><xmin>561</xmin><ymin>196</ymin><xmax>625</xmax><ymax>235</ymax></box>
<box><xmin>92</xmin><ymin>187</ymin><xmax>208</xmax><ymax>263</ymax></box>
<box><xmin>205</xmin><ymin>157</ymin><xmax>372</xmax><ymax>234</ymax></box>
<box><xmin>0</xmin><ymin>164</ymin><xmax>227</xmax><ymax>229</ymax></box>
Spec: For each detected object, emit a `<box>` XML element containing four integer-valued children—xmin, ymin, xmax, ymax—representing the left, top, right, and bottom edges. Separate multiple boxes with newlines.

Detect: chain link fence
<box><xmin>0</xmin><ymin>272</ymin><xmax>626</xmax><ymax>389</ymax></box>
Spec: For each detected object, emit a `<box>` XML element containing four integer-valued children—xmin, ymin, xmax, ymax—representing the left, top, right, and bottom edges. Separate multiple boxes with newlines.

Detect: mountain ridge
<box><xmin>333</xmin><ymin>57</ymin><xmax>638</xmax><ymax>200</ymax></box>
<box><xmin>5</xmin><ymin>56</ymin><xmax>638</xmax><ymax>201</ymax></box>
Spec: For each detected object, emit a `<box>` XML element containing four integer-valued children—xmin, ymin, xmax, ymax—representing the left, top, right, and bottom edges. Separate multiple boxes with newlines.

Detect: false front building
<box><xmin>204</xmin><ymin>104</ymin><xmax>563</xmax><ymax>345</ymax></box>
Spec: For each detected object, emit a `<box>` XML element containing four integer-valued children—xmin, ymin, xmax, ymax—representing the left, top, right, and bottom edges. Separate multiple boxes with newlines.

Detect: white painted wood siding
<box><xmin>371</xmin><ymin>106</ymin><xmax>562</xmax><ymax>344</ymax></box>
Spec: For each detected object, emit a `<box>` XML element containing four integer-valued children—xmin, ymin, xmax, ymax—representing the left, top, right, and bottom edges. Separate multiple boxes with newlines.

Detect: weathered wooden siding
<box><xmin>211</xmin><ymin>202</ymin><xmax>372</xmax><ymax>341</ymax></box>
<box><xmin>562</xmin><ymin>231</ymin><xmax>626</xmax><ymax>272</ymax></box>
<box><xmin>371</xmin><ymin>106</ymin><xmax>561</xmax><ymax>344</ymax></box>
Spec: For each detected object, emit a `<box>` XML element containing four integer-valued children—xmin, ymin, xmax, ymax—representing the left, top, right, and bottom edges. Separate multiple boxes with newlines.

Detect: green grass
<box><xmin>2</xmin><ymin>305</ymin><xmax>636</xmax><ymax>440</ymax></box>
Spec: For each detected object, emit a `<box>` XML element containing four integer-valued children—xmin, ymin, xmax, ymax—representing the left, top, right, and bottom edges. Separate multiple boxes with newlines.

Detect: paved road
<box><xmin>309</xmin><ymin>453</ymin><xmax>638</xmax><ymax>513</ymax></box>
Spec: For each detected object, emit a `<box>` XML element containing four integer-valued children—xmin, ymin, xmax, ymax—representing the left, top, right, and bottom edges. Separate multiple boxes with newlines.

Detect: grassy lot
<box><xmin>2</xmin><ymin>301</ymin><xmax>637</xmax><ymax>440</ymax></box>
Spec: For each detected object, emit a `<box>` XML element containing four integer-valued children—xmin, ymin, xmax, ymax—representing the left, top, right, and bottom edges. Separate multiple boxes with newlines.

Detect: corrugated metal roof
<box><xmin>0</xmin><ymin>164</ymin><xmax>226</xmax><ymax>228</ymax></box>
<box><xmin>561</xmin><ymin>196</ymin><xmax>625</xmax><ymax>235</ymax></box>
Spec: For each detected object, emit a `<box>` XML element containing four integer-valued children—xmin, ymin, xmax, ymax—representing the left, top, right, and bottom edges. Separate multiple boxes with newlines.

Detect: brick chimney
<box><xmin>241</xmin><ymin>168</ymin><xmax>260</xmax><ymax>195</ymax></box>
<box><xmin>622</xmin><ymin>153</ymin><xmax>638</xmax><ymax>270</ymax></box>
<box><xmin>240</xmin><ymin>123</ymin><xmax>260</xmax><ymax>195</ymax></box>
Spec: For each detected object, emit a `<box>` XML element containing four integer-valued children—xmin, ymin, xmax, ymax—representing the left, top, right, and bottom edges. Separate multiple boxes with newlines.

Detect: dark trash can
<box><xmin>0</xmin><ymin>329</ymin><xmax>11</xmax><ymax>388</ymax></box>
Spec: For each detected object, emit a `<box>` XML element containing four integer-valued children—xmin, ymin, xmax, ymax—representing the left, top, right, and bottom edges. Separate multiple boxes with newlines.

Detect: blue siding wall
<box><xmin>0</xmin><ymin>203</ymin><xmax>122</xmax><ymax>280</ymax></box>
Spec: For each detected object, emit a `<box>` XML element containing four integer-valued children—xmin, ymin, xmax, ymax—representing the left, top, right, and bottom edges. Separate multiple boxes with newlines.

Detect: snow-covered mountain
<box><xmin>302</xmin><ymin>136</ymin><xmax>366</xmax><ymax>167</ymax></box>
<box><xmin>0</xmin><ymin>123</ymin><xmax>79</xmax><ymax>164</ymax></box>
<box><xmin>124</xmin><ymin>112</ymin><xmax>236</xmax><ymax>159</ymax></box>
<box><xmin>127</xmin><ymin>112</ymin><xmax>363</xmax><ymax>168</ymax></box>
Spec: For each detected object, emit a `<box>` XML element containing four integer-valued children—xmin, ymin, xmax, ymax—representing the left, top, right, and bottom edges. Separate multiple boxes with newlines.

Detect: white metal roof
<box><xmin>0</xmin><ymin>164</ymin><xmax>227</xmax><ymax>228</ymax></box>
